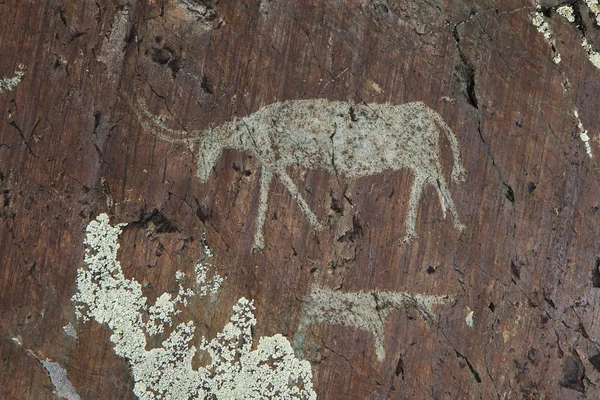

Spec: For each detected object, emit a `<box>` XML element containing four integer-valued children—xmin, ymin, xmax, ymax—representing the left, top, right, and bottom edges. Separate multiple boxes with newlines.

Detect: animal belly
<box><xmin>332</xmin><ymin>128</ymin><xmax>388</xmax><ymax>177</ymax></box>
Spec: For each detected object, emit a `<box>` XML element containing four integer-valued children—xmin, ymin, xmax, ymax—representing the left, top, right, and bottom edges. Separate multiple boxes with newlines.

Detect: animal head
<box><xmin>196</xmin><ymin>131</ymin><xmax>224</xmax><ymax>183</ymax></box>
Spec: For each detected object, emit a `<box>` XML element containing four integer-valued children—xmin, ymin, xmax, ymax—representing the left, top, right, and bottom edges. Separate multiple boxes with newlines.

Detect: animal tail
<box><xmin>134</xmin><ymin>98</ymin><xmax>202</xmax><ymax>145</ymax></box>
<box><xmin>432</xmin><ymin>111</ymin><xmax>466</xmax><ymax>183</ymax></box>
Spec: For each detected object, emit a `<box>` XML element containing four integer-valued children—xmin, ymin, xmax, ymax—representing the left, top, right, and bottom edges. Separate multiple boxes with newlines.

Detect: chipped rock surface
<box><xmin>3</xmin><ymin>0</ymin><xmax>600</xmax><ymax>399</ymax></box>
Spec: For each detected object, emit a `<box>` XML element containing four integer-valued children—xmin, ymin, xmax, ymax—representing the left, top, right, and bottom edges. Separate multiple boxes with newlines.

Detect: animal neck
<box><xmin>222</xmin><ymin>119</ymin><xmax>251</xmax><ymax>151</ymax></box>
<box><xmin>198</xmin><ymin>117</ymin><xmax>251</xmax><ymax>152</ymax></box>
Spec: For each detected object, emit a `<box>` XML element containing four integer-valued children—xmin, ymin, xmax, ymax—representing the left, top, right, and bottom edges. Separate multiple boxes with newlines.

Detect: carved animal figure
<box><xmin>136</xmin><ymin>98</ymin><xmax>466</xmax><ymax>249</ymax></box>
<box><xmin>292</xmin><ymin>285</ymin><xmax>453</xmax><ymax>361</ymax></box>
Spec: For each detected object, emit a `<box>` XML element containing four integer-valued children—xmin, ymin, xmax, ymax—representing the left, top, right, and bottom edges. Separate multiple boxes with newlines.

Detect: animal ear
<box><xmin>196</xmin><ymin>140</ymin><xmax>223</xmax><ymax>183</ymax></box>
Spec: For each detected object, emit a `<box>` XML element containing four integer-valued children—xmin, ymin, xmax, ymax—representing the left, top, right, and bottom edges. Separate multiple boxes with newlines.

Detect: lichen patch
<box><xmin>72</xmin><ymin>214</ymin><xmax>315</xmax><ymax>399</ymax></box>
<box><xmin>574</xmin><ymin>109</ymin><xmax>594</xmax><ymax>158</ymax></box>
<box><xmin>0</xmin><ymin>64</ymin><xmax>25</xmax><ymax>95</ymax></box>
<box><xmin>585</xmin><ymin>0</ymin><xmax>600</xmax><ymax>25</ymax></box>
<box><xmin>557</xmin><ymin>5</ymin><xmax>575</xmax><ymax>23</ymax></box>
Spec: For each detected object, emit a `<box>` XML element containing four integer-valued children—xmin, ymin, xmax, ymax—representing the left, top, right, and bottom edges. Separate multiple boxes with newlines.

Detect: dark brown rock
<box><xmin>2</xmin><ymin>0</ymin><xmax>600</xmax><ymax>398</ymax></box>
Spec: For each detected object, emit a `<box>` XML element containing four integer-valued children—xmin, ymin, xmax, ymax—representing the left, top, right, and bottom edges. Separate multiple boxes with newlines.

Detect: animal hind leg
<box><xmin>434</xmin><ymin>175</ymin><xmax>466</xmax><ymax>232</ymax></box>
<box><xmin>253</xmin><ymin>167</ymin><xmax>273</xmax><ymax>250</ymax></box>
<box><xmin>276</xmin><ymin>168</ymin><xmax>323</xmax><ymax>231</ymax></box>
<box><xmin>401</xmin><ymin>174</ymin><xmax>426</xmax><ymax>243</ymax></box>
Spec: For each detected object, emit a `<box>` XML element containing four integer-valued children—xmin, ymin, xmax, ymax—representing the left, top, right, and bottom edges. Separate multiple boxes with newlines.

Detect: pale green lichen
<box><xmin>72</xmin><ymin>214</ymin><xmax>315</xmax><ymax>400</ymax></box>
<box><xmin>574</xmin><ymin>110</ymin><xmax>594</xmax><ymax>158</ymax></box>
<box><xmin>0</xmin><ymin>64</ymin><xmax>25</xmax><ymax>95</ymax></box>
<box><xmin>557</xmin><ymin>5</ymin><xmax>575</xmax><ymax>23</ymax></box>
<box><xmin>533</xmin><ymin>3</ymin><xmax>600</xmax><ymax>70</ymax></box>
<box><xmin>585</xmin><ymin>0</ymin><xmax>600</xmax><ymax>25</ymax></box>
<box><xmin>532</xmin><ymin>9</ymin><xmax>552</xmax><ymax>40</ymax></box>
<box><xmin>532</xmin><ymin>8</ymin><xmax>562</xmax><ymax>64</ymax></box>
<box><xmin>581</xmin><ymin>38</ymin><xmax>600</xmax><ymax>69</ymax></box>
<box><xmin>465</xmin><ymin>308</ymin><xmax>474</xmax><ymax>327</ymax></box>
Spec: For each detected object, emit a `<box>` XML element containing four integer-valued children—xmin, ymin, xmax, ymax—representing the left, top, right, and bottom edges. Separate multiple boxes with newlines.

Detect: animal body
<box><xmin>136</xmin><ymin>98</ymin><xmax>466</xmax><ymax>249</ymax></box>
<box><xmin>292</xmin><ymin>285</ymin><xmax>453</xmax><ymax>361</ymax></box>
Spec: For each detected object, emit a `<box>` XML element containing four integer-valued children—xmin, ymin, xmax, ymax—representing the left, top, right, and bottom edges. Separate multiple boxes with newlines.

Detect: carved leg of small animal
<box><xmin>401</xmin><ymin>174</ymin><xmax>426</xmax><ymax>244</ymax></box>
<box><xmin>253</xmin><ymin>167</ymin><xmax>273</xmax><ymax>250</ymax></box>
<box><xmin>434</xmin><ymin>176</ymin><xmax>466</xmax><ymax>233</ymax></box>
<box><xmin>276</xmin><ymin>168</ymin><xmax>323</xmax><ymax>231</ymax></box>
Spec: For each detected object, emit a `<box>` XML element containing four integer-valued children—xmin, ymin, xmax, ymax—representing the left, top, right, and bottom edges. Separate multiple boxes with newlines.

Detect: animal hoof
<box><xmin>252</xmin><ymin>236</ymin><xmax>265</xmax><ymax>252</ymax></box>
<box><xmin>453</xmin><ymin>168</ymin><xmax>467</xmax><ymax>183</ymax></box>
<box><xmin>400</xmin><ymin>232</ymin><xmax>416</xmax><ymax>245</ymax></box>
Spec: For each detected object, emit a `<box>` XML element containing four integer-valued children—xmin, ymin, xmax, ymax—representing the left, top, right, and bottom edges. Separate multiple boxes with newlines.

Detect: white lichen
<box><xmin>193</xmin><ymin>237</ymin><xmax>224</xmax><ymax>297</ymax></box>
<box><xmin>532</xmin><ymin>9</ymin><xmax>552</xmax><ymax>40</ymax></box>
<box><xmin>533</xmin><ymin>3</ymin><xmax>600</xmax><ymax>70</ymax></box>
<box><xmin>553</xmin><ymin>53</ymin><xmax>562</xmax><ymax>64</ymax></box>
<box><xmin>574</xmin><ymin>109</ymin><xmax>594</xmax><ymax>158</ymax></box>
<box><xmin>72</xmin><ymin>214</ymin><xmax>315</xmax><ymax>400</ymax></box>
<box><xmin>557</xmin><ymin>5</ymin><xmax>575</xmax><ymax>23</ymax></box>
<box><xmin>581</xmin><ymin>37</ymin><xmax>600</xmax><ymax>69</ymax></box>
<box><xmin>465</xmin><ymin>308</ymin><xmax>474</xmax><ymax>327</ymax></box>
<box><xmin>0</xmin><ymin>64</ymin><xmax>25</xmax><ymax>95</ymax></box>
<box><xmin>39</xmin><ymin>359</ymin><xmax>81</xmax><ymax>400</ymax></box>
<box><xmin>585</xmin><ymin>0</ymin><xmax>600</xmax><ymax>25</ymax></box>
<box><xmin>532</xmin><ymin>8</ymin><xmax>563</xmax><ymax>64</ymax></box>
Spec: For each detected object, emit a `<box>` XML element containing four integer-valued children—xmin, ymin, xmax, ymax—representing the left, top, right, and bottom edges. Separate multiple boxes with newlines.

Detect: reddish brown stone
<box><xmin>2</xmin><ymin>0</ymin><xmax>600</xmax><ymax>398</ymax></box>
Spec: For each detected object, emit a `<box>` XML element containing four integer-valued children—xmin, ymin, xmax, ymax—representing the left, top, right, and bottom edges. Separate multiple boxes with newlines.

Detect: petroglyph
<box><xmin>292</xmin><ymin>285</ymin><xmax>453</xmax><ymax>361</ymax></box>
<box><xmin>136</xmin><ymin>98</ymin><xmax>466</xmax><ymax>248</ymax></box>
<box><xmin>71</xmin><ymin>214</ymin><xmax>315</xmax><ymax>400</ymax></box>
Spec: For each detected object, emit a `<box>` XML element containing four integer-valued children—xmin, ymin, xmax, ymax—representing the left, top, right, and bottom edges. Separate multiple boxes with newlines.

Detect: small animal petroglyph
<box><xmin>136</xmin><ymin>98</ymin><xmax>466</xmax><ymax>249</ymax></box>
<box><xmin>292</xmin><ymin>285</ymin><xmax>453</xmax><ymax>361</ymax></box>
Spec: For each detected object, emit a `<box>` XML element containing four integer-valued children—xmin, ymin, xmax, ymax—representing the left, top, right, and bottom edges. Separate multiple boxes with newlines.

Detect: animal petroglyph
<box><xmin>292</xmin><ymin>285</ymin><xmax>453</xmax><ymax>361</ymax></box>
<box><xmin>136</xmin><ymin>98</ymin><xmax>466</xmax><ymax>248</ymax></box>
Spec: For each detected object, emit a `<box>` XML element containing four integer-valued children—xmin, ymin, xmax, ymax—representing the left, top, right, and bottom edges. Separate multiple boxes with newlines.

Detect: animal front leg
<box><xmin>276</xmin><ymin>168</ymin><xmax>323</xmax><ymax>231</ymax></box>
<box><xmin>401</xmin><ymin>174</ymin><xmax>426</xmax><ymax>244</ymax></box>
<box><xmin>253</xmin><ymin>167</ymin><xmax>273</xmax><ymax>250</ymax></box>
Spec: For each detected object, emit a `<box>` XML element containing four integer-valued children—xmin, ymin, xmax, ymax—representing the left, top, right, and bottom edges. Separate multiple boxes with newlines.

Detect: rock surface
<box><xmin>2</xmin><ymin>0</ymin><xmax>600</xmax><ymax>399</ymax></box>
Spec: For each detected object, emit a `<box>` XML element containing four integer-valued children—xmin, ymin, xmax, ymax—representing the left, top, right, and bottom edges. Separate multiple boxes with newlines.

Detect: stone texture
<box><xmin>2</xmin><ymin>0</ymin><xmax>600</xmax><ymax>398</ymax></box>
